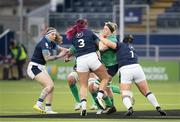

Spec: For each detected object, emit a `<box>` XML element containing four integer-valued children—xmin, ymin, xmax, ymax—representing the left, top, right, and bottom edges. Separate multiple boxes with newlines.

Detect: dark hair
<box><xmin>66</xmin><ymin>19</ymin><xmax>88</xmax><ymax>40</ymax></box>
<box><xmin>9</xmin><ymin>40</ymin><xmax>17</xmax><ymax>47</ymax></box>
<box><xmin>123</xmin><ymin>35</ymin><xmax>134</xmax><ymax>44</ymax></box>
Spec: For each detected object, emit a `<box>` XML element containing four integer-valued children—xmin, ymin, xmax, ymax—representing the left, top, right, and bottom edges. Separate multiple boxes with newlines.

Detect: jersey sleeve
<box><xmin>54</xmin><ymin>43</ymin><xmax>61</xmax><ymax>50</ymax></box>
<box><xmin>92</xmin><ymin>31</ymin><xmax>100</xmax><ymax>42</ymax></box>
<box><xmin>110</xmin><ymin>35</ymin><xmax>117</xmax><ymax>42</ymax></box>
<box><xmin>41</xmin><ymin>41</ymin><xmax>49</xmax><ymax>51</ymax></box>
<box><xmin>69</xmin><ymin>45</ymin><xmax>77</xmax><ymax>54</ymax></box>
<box><xmin>116</xmin><ymin>42</ymin><xmax>121</xmax><ymax>50</ymax></box>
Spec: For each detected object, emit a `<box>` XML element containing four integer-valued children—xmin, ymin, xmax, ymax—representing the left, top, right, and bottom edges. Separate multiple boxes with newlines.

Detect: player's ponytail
<box><xmin>66</xmin><ymin>19</ymin><xmax>88</xmax><ymax>40</ymax></box>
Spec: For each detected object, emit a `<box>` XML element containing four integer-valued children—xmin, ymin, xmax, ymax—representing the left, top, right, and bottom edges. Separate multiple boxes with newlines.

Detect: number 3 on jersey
<box><xmin>78</xmin><ymin>39</ymin><xmax>85</xmax><ymax>48</ymax></box>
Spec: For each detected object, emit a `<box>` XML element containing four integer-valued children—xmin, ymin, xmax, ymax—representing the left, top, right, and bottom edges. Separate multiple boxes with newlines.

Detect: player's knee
<box><xmin>46</xmin><ymin>83</ymin><xmax>54</xmax><ymax>92</ymax></box>
<box><xmin>67</xmin><ymin>72</ymin><xmax>78</xmax><ymax>85</ymax></box>
<box><xmin>88</xmin><ymin>84</ymin><xmax>98</xmax><ymax>93</ymax></box>
<box><xmin>122</xmin><ymin>90</ymin><xmax>133</xmax><ymax>98</ymax></box>
<box><xmin>67</xmin><ymin>76</ymin><xmax>76</xmax><ymax>85</ymax></box>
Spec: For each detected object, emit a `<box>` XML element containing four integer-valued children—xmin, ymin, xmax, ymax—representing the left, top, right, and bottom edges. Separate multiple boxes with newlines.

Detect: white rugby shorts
<box><xmin>119</xmin><ymin>64</ymin><xmax>146</xmax><ymax>84</ymax></box>
<box><xmin>76</xmin><ymin>52</ymin><xmax>102</xmax><ymax>72</ymax></box>
<box><xmin>27</xmin><ymin>62</ymin><xmax>47</xmax><ymax>79</ymax></box>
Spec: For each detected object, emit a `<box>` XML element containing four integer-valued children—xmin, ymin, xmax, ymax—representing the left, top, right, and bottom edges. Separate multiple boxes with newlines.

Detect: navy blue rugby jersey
<box><xmin>70</xmin><ymin>29</ymin><xmax>99</xmax><ymax>57</ymax></box>
<box><xmin>31</xmin><ymin>37</ymin><xmax>59</xmax><ymax>65</ymax></box>
<box><xmin>116</xmin><ymin>42</ymin><xmax>138</xmax><ymax>68</ymax></box>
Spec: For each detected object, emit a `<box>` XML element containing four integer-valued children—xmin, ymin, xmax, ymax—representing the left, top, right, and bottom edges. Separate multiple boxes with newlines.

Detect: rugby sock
<box><xmin>45</xmin><ymin>103</ymin><xmax>52</xmax><ymax>111</ymax></box>
<box><xmin>97</xmin><ymin>90</ymin><xmax>104</xmax><ymax>98</ymax></box>
<box><xmin>110</xmin><ymin>98</ymin><xmax>114</xmax><ymax>105</ymax></box>
<box><xmin>69</xmin><ymin>84</ymin><xmax>80</xmax><ymax>103</ymax></box>
<box><xmin>36</xmin><ymin>88</ymin><xmax>50</xmax><ymax>106</ymax></box>
<box><xmin>111</xmin><ymin>85</ymin><xmax>120</xmax><ymax>94</ymax></box>
<box><xmin>103</xmin><ymin>96</ymin><xmax>113</xmax><ymax>107</ymax></box>
<box><xmin>36</xmin><ymin>98</ymin><xmax>44</xmax><ymax>107</ymax></box>
<box><xmin>91</xmin><ymin>92</ymin><xmax>97</xmax><ymax>105</ymax></box>
<box><xmin>123</xmin><ymin>97</ymin><xmax>132</xmax><ymax>109</ymax></box>
<box><xmin>146</xmin><ymin>92</ymin><xmax>160</xmax><ymax>107</ymax></box>
<box><xmin>81</xmin><ymin>99</ymin><xmax>87</xmax><ymax>110</ymax></box>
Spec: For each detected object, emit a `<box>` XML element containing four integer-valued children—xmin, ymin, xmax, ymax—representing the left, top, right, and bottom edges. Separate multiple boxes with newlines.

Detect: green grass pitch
<box><xmin>0</xmin><ymin>79</ymin><xmax>180</xmax><ymax>122</ymax></box>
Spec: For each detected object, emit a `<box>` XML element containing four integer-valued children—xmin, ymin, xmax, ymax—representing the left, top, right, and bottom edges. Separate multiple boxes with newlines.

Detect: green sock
<box><xmin>111</xmin><ymin>98</ymin><xmax>114</xmax><ymax>105</ymax></box>
<box><xmin>103</xmin><ymin>96</ymin><xmax>113</xmax><ymax>107</ymax></box>
<box><xmin>91</xmin><ymin>92</ymin><xmax>97</xmax><ymax>105</ymax></box>
<box><xmin>69</xmin><ymin>84</ymin><xmax>80</xmax><ymax>103</ymax></box>
<box><xmin>111</xmin><ymin>85</ymin><xmax>120</xmax><ymax>94</ymax></box>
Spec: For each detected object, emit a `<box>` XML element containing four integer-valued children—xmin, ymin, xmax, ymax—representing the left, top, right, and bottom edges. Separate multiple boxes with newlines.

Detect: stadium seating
<box><xmin>157</xmin><ymin>0</ymin><xmax>180</xmax><ymax>28</ymax></box>
<box><xmin>52</xmin><ymin>0</ymin><xmax>179</xmax><ymax>32</ymax></box>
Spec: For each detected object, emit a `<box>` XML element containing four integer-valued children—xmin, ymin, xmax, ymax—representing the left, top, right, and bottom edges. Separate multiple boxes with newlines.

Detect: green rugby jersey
<box><xmin>100</xmin><ymin>35</ymin><xmax>117</xmax><ymax>67</ymax></box>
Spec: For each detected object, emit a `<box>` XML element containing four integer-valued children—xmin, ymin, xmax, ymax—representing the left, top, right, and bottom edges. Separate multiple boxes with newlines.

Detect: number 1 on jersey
<box><xmin>130</xmin><ymin>51</ymin><xmax>134</xmax><ymax>58</ymax></box>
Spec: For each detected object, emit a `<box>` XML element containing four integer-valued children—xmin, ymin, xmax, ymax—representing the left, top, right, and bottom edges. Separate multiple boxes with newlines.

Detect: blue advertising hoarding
<box><xmin>125</xmin><ymin>8</ymin><xmax>142</xmax><ymax>24</ymax></box>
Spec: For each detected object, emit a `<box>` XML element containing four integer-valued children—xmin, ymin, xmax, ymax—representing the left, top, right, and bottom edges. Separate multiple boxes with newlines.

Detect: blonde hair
<box><xmin>105</xmin><ymin>21</ymin><xmax>117</xmax><ymax>34</ymax></box>
<box><xmin>55</xmin><ymin>32</ymin><xmax>63</xmax><ymax>45</ymax></box>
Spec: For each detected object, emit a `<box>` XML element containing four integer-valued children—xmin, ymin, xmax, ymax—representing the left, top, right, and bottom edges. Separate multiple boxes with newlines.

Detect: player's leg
<box><xmin>134</xmin><ymin>65</ymin><xmax>166</xmax><ymax>116</ymax></box>
<box><xmin>88</xmin><ymin>78</ymin><xmax>99</xmax><ymax>110</ymax></box>
<box><xmin>88</xmin><ymin>75</ymin><xmax>98</xmax><ymax>110</ymax></box>
<box><xmin>67</xmin><ymin>71</ymin><xmax>81</xmax><ymax>110</ymax></box>
<box><xmin>120</xmin><ymin>67</ymin><xmax>134</xmax><ymax>116</ymax></box>
<box><xmin>77</xmin><ymin>71</ymin><xmax>89</xmax><ymax>116</ymax></box>
<box><xmin>93</xmin><ymin>65</ymin><xmax>110</xmax><ymax>109</ymax></box>
<box><xmin>43</xmin><ymin>70</ymin><xmax>57</xmax><ymax>114</ymax></box>
<box><xmin>106</xmin><ymin>64</ymin><xmax>119</xmax><ymax>105</ymax></box>
<box><xmin>121</xmin><ymin>83</ymin><xmax>134</xmax><ymax>116</ymax></box>
<box><xmin>103</xmin><ymin>85</ymin><xmax>116</xmax><ymax>114</ymax></box>
<box><xmin>33</xmin><ymin>72</ymin><xmax>55</xmax><ymax>113</ymax></box>
<box><xmin>27</xmin><ymin>63</ymin><xmax>54</xmax><ymax>113</ymax></box>
<box><xmin>88</xmin><ymin>78</ymin><xmax>114</xmax><ymax>114</ymax></box>
<box><xmin>136</xmin><ymin>80</ymin><xmax>167</xmax><ymax>116</ymax></box>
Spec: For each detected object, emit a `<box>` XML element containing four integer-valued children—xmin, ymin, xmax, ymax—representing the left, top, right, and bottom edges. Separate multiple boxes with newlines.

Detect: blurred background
<box><xmin>0</xmin><ymin>0</ymin><xmax>179</xmax><ymax>80</ymax></box>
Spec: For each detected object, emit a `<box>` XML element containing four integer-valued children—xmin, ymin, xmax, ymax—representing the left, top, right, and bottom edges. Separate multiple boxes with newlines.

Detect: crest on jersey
<box><xmin>45</xmin><ymin>42</ymin><xmax>49</xmax><ymax>48</ymax></box>
<box><xmin>76</xmin><ymin>32</ymin><xmax>83</xmax><ymax>38</ymax></box>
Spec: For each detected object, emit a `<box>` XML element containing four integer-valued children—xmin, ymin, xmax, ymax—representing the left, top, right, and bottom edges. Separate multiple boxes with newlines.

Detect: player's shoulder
<box><xmin>84</xmin><ymin>28</ymin><xmax>93</xmax><ymax>34</ymax></box>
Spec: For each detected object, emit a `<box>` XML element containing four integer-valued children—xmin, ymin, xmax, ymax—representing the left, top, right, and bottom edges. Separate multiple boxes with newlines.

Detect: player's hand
<box><xmin>64</xmin><ymin>58</ymin><xmax>70</xmax><ymax>62</ymax></box>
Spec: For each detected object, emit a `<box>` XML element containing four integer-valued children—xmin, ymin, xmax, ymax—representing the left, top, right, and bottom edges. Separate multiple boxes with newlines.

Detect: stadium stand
<box><xmin>157</xmin><ymin>0</ymin><xmax>180</xmax><ymax>28</ymax></box>
<box><xmin>53</xmin><ymin>0</ymin><xmax>179</xmax><ymax>33</ymax></box>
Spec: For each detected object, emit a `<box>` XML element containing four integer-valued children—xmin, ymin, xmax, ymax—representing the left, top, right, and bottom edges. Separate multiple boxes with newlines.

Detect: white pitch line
<box><xmin>1</xmin><ymin>92</ymin><xmax>180</xmax><ymax>96</ymax></box>
<box><xmin>135</xmin><ymin>103</ymin><xmax>180</xmax><ymax>106</ymax></box>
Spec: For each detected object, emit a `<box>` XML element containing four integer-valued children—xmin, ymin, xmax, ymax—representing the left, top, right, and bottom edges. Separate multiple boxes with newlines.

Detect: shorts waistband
<box><xmin>29</xmin><ymin>61</ymin><xmax>45</xmax><ymax>68</ymax></box>
<box><xmin>120</xmin><ymin>64</ymin><xmax>139</xmax><ymax>70</ymax></box>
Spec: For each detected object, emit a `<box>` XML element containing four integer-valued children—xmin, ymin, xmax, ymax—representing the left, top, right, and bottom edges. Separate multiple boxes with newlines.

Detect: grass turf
<box><xmin>0</xmin><ymin>80</ymin><xmax>180</xmax><ymax>122</ymax></box>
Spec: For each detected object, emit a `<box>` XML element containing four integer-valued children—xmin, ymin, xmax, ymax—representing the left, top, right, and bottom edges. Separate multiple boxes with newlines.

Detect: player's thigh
<box><xmin>76</xmin><ymin>56</ymin><xmax>89</xmax><ymax>72</ymax></box>
<box><xmin>93</xmin><ymin>64</ymin><xmax>109</xmax><ymax>81</ymax></box>
<box><xmin>77</xmin><ymin>71</ymin><xmax>89</xmax><ymax>86</ymax></box>
<box><xmin>133</xmin><ymin>65</ymin><xmax>146</xmax><ymax>83</ymax></box>
<box><xmin>34</xmin><ymin>71</ymin><xmax>54</xmax><ymax>87</ymax></box>
<box><xmin>119</xmin><ymin>68</ymin><xmax>133</xmax><ymax>84</ymax></box>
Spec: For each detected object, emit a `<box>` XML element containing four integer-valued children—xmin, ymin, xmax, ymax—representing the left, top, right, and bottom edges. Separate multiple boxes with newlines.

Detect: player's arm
<box><xmin>99</xmin><ymin>41</ymin><xmax>109</xmax><ymax>51</ymax></box>
<box><xmin>56</xmin><ymin>46</ymin><xmax>70</xmax><ymax>59</ymax></box>
<box><xmin>64</xmin><ymin>45</ymin><xmax>76</xmax><ymax>62</ymax></box>
<box><xmin>99</xmin><ymin>35</ymin><xmax>117</xmax><ymax>49</ymax></box>
<box><xmin>42</xmin><ymin>49</ymin><xmax>58</xmax><ymax>61</ymax></box>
